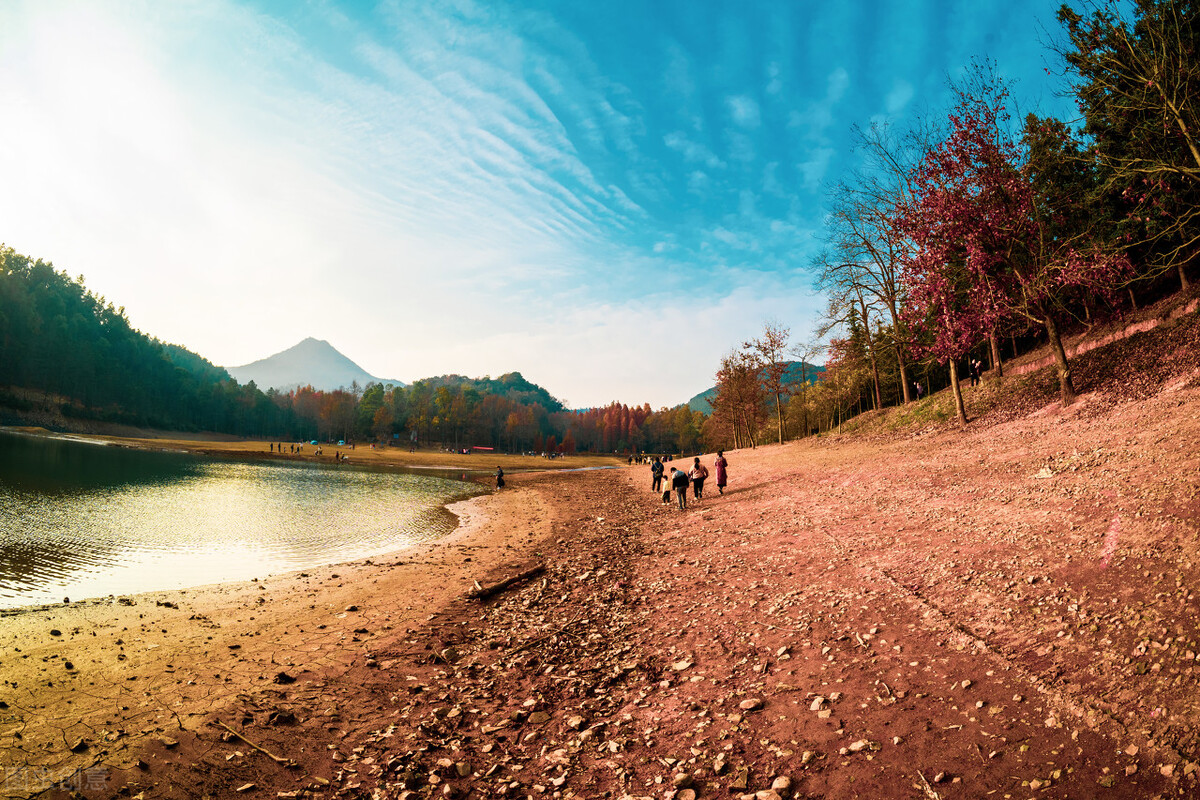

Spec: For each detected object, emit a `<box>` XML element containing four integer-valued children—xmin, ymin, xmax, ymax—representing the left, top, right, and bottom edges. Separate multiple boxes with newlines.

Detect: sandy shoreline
<box><xmin>0</xmin><ymin>480</ymin><xmax>556</xmax><ymax>791</ymax></box>
<box><xmin>1</xmin><ymin>426</ymin><xmax>624</xmax><ymax>473</ymax></box>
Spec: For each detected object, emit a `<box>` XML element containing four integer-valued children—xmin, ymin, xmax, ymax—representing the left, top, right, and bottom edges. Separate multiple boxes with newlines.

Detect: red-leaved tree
<box><xmin>898</xmin><ymin>70</ymin><xmax>1130</xmax><ymax>416</ymax></box>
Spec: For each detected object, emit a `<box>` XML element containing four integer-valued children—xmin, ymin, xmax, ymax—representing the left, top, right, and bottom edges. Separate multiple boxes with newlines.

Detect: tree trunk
<box><xmin>1042</xmin><ymin>310</ymin><xmax>1076</xmax><ymax>406</ymax></box>
<box><xmin>988</xmin><ymin>334</ymin><xmax>1003</xmax><ymax>378</ymax></box>
<box><xmin>888</xmin><ymin>300</ymin><xmax>913</xmax><ymax>404</ymax></box>
<box><xmin>868</xmin><ymin>350</ymin><xmax>882</xmax><ymax>411</ymax></box>
<box><xmin>1128</xmin><ymin>288</ymin><xmax>1138</xmax><ymax>311</ymax></box>
<box><xmin>949</xmin><ymin>359</ymin><xmax>968</xmax><ymax>425</ymax></box>
<box><xmin>1180</xmin><ymin>262</ymin><xmax>1191</xmax><ymax>292</ymax></box>
<box><xmin>775</xmin><ymin>391</ymin><xmax>785</xmax><ymax>445</ymax></box>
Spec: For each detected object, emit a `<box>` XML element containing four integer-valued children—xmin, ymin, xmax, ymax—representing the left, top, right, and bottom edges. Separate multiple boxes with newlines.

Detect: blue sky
<box><xmin>0</xmin><ymin>0</ymin><xmax>1078</xmax><ymax>408</ymax></box>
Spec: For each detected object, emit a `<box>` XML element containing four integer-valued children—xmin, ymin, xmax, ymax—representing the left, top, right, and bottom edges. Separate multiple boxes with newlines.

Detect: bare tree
<box><xmin>819</xmin><ymin>121</ymin><xmax>939</xmax><ymax>404</ymax></box>
<box><xmin>745</xmin><ymin>321</ymin><xmax>791</xmax><ymax>444</ymax></box>
<box><xmin>787</xmin><ymin>338</ymin><xmax>826</xmax><ymax>438</ymax></box>
<box><xmin>711</xmin><ymin>348</ymin><xmax>764</xmax><ymax>449</ymax></box>
<box><xmin>815</xmin><ymin>255</ymin><xmax>884</xmax><ymax>411</ymax></box>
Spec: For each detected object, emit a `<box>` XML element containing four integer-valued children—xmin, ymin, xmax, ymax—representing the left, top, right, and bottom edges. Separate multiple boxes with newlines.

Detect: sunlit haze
<box><xmin>0</xmin><ymin>0</ymin><xmax>1075</xmax><ymax>408</ymax></box>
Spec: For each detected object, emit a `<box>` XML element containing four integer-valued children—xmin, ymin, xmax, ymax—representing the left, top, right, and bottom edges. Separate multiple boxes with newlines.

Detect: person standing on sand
<box><xmin>670</xmin><ymin>467</ymin><xmax>689</xmax><ymax>510</ymax></box>
<box><xmin>651</xmin><ymin>457</ymin><xmax>664</xmax><ymax>493</ymax></box>
<box><xmin>495</xmin><ymin>466</ymin><xmax>505</xmax><ymax>490</ymax></box>
<box><xmin>689</xmin><ymin>457</ymin><xmax>708</xmax><ymax>499</ymax></box>
<box><xmin>714</xmin><ymin>451</ymin><xmax>728</xmax><ymax>495</ymax></box>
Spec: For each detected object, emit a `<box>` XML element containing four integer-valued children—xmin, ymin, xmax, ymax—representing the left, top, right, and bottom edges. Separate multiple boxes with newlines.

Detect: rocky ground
<box><xmin>6</xmin><ymin>310</ymin><xmax>1200</xmax><ymax>800</ymax></box>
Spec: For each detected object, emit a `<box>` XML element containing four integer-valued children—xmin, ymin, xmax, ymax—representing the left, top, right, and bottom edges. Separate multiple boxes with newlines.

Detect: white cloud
<box><xmin>727</xmin><ymin>95</ymin><xmax>761</xmax><ymax>129</ymax></box>
<box><xmin>797</xmin><ymin>147</ymin><xmax>835</xmax><ymax>193</ymax></box>
<box><xmin>766</xmin><ymin>62</ymin><xmax>783</xmax><ymax>96</ymax></box>
<box><xmin>663</xmin><ymin>131</ymin><xmax>724</xmax><ymax>169</ymax></box>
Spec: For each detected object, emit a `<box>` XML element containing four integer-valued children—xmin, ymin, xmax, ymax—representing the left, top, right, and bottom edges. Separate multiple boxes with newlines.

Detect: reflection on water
<box><xmin>0</xmin><ymin>432</ymin><xmax>480</xmax><ymax>609</ymax></box>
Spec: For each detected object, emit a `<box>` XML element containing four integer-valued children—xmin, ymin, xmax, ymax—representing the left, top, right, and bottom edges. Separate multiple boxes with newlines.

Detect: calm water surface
<box><xmin>0</xmin><ymin>432</ymin><xmax>482</xmax><ymax>609</ymax></box>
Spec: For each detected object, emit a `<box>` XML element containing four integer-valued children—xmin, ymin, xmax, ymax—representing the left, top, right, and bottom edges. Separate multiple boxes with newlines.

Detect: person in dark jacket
<box><xmin>669</xmin><ymin>467</ymin><xmax>689</xmax><ymax>510</ymax></box>
<box><xmin>651</xmin><ymin>457</ymin><xmax>664</xmax><ymax>493</ymax></box>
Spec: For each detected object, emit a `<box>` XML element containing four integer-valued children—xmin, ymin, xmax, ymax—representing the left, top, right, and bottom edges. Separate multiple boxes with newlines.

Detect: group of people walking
<box><xmin>650</xmin><ymin>452</ymin><xmax>728</xmax><ymax>510</ymax></box>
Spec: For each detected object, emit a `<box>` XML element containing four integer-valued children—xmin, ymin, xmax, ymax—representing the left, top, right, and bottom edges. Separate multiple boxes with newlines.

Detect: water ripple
<box><xmin>0</xmin><ymin>433</ymin><xmax>479</xmax><ymax>608</ymax></box>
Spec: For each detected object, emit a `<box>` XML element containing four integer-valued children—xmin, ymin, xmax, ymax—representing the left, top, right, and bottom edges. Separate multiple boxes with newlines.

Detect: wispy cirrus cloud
<box><xmin>0</xmin><ymin>0</ymin><xmax>1081</xmax><ymax>406</ymax></box>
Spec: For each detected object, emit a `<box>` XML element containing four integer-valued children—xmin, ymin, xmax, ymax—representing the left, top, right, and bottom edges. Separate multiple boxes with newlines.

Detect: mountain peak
<box><xmin>227</xmin><ymin>339</ymin><xmax>404</xmax><ymax>392</ymax></box>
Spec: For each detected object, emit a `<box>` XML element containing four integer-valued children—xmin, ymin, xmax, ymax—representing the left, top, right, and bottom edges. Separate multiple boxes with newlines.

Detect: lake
<box><xmin>0</xmin><ymin>431</ymin><xmax>482</xmax><ymax>610</ymax></box>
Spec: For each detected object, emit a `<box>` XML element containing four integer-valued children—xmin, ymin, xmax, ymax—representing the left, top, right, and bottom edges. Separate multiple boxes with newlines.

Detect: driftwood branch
<box><xmin>217</xmin><ymin>721</ymin><xmax>294</xmax><ymax>766</ymax></box>
<box><xmin>468</xmin><ymin>565</ymin><xmax>545</xmax><ymax>601</ymax></box>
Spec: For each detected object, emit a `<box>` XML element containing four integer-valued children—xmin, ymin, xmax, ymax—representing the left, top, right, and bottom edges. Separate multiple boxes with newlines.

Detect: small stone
<box><xmin>1125</xmin><ymin>745</ymin><xmax>1139</xmax><ymax>756</ymax></box>
<box><xmin>69</xmin><ymin>738</ymin><xmax>88</xmax><ymax>753</ymax></box>
<box><xmin>754</xmin><ymin>792</ymin><xmax>782</xmax><ymax>800</ymax></box>
<box><xmin>713</xmin><ymin>753</ymin><xmax>728</xmax><ymax>774</ymax></box>
<box><xmin>739</xmin><ymin>698</ymin><xmax>763</xmax><ymax>711</ymax></box>
<box><xmin>236</xmin><ymin>784</ymin><xmax>256</xmax><ymax>793</ymax></box>
<box><xmin>892</xmin><ymin>736</ymin><xmax>904</xmax><ymax>746</ymax></box>
<box><xmin>800</xmin><ymin>751</ymin><xmax>815</xmax><ymax>766</ymax></box>
<box><xmin>1029</xmin><ymin>779</ymin><xmax>1044</xmax><ymax>790</ymax></box>
<box><xmin>770</xmin><ymin>775</ymin><xmax>792</xmax><ymax>792</ymax></box>
<box><xmin>809</xmin><ymin>697</ymin><xmax>826</xmax><ymax>712</ymax></box>
<box><xmin>672</xmin><ymin>660</ymin><xmax>694</xmax><ymax>672</ymax></box>
<box><xmin>566</xmin><ymin>715</ymin><xmax>586</xmax><ymax>730</ymax></box>
<box><xmin>848</xmin><ymin>740</ymin><xmax>870</xmax><ymax>753</ymax></box>
<box><xmin>50</xmin><ymin>629</ymin><xmax>62</xmax><ymax>637</ymax></box>
<box><xmin>528</xmin><ymin>711</ymin><xmax>551</xmax><ymax>724</ymax></box>
<box><xmin>672</xmin><ymin>772</ymin><xmax>693</xmax><ymax>788</ymax></box>
<box><xmin>933</xmin><ymin>772</ymin><xmax>945</xmax><ymax>783</ymax></box>
<box><xmin>960</xmin><ymin>680</ymin><xmax>972</xmax><ymax>690</ymax></box>
<box><xmin>1013</xmin><ymin>694</ymin><xmax>1024</xmax><ymax>702</ymax></box>
<box><xmin>344</xmin><ymin>605</ymin><xmax>358</xmax><ymax>612</ymax></box>
<box><xmin>1126</xmin><ymin>764</ymin><xmax>1138</xmax><ymax>776</ymax></box>
<box><xmin>1161</xmin><ymin>764</ymin><xmax>1176</xmax><ymax>778</ymax></box>
<box><xmin>273</xmin><ymin>671</ymin><xmax>296</xmax><ymax>684</ymax></box>
<box><xmin>730</xmin><ymin>766</ymin><xmax>750</xmax><ymax>790</ymax></box>
<box><xmin>677</xmin><ymin>791</ymin><xmax>697</xmax><ymax>800</ymax></box>
<box><xmin>159</xmin><ymin>737</ymin><xmax>178</xmax><ymax>749</ymax></box>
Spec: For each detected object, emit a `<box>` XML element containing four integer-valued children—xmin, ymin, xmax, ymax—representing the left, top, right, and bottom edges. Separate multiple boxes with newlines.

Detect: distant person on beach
<box><xmin>651</xmin><ymin>457</ymin><xmax>664</xmax><ymax>493</ymax></box>
<box><xmin>670</xmin><ymin>467</ymin><xmax>689</xmax><ymax>510</ymax></box>
<box><xmin>495</xmin><ymin>466</ymin><xmax>505</xmax><ymax>490</ymax></box>
<box><xmin>714</xmin><ymin>451</ymin><xmax>728</xmax><ymax>495</ymax></box>
<box><xmin>915</xmin><ymin>381</ymin><xmax>924</xmax><ymax>400</ymax></box>
<box><xmin>689</xmin><ymin>457</ymin><xmax>708</xmax><ymax>499</ymax></box>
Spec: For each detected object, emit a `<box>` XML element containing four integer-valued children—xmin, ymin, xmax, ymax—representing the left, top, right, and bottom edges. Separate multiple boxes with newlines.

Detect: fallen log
<box><xmin>468</xmin><ymin>564</ymin><xmax>545</xmax><ymax>601</ymax></box>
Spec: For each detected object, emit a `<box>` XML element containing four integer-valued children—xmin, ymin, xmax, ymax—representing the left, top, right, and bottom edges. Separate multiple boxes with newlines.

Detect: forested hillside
<box><xmin>0</xmin><ymin>246</ymin><xmax>258</xmax><ymax>432</ymax></box>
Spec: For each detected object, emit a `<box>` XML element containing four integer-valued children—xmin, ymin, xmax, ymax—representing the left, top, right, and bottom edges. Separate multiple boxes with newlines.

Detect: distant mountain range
<box><xmin>686</xmin><ymin>360</ymin><xmax>825</xmax><ymax>414</ymax></box>
<box><xmin>224</xmin><ymin>338</ymin><xmax>823</xmax><ymax>408</ymax></box>
<box><xmin>226</xmin><ymin>338</ymin><xmax>405</xmax><ymax>393</ymax></box>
